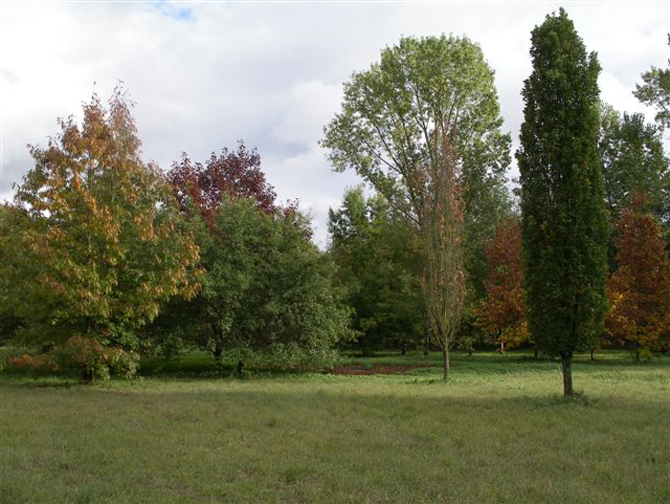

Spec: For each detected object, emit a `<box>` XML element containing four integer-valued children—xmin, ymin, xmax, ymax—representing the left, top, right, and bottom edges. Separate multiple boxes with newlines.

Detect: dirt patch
<box><xmin>331</xmin><ymin>364</ymin><xmax>433</xmax><ymax>375</ymax></box>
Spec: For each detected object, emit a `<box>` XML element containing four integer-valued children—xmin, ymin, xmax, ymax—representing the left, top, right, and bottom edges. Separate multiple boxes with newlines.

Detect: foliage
<box><xmin>415</xmin><ymin>132</ymin><xmax>466</xmax><ymax>382</ymax></box>
<box><xmin>0</xmin><ymin>205</ymin><xmax>25</xmax><ymax>344</ymax></box>
<box><xmin>328</xmin><ymin>187</ymin><xmax>424</xmax><ymax>354</ymax></box>
<box><xmin>633</xmin><ymin>34</ymin><xmax>670</xmax><ymax>130</ymax></box>
<box><xmin>166</xmin><ymin>142</ymin><xmax>277</xmax><ymax>223</ymax></box>
<box><xmin>605</xmin><ymin>195</ymin><xmax>670</xmax><ymax>358</ymax></box>
<box><xmin>6</xmin><ymin>353</ymin><xmax>58</xmax><ymax>375</ymax></box>
<box><xmin>162</xmin><ymin>198</ymin><xmax>352</xmax><ymax>369</ymax></box>
<box><xmin>323</xmin><ymin>34</ymin><xmax>510</xmax><ymax>380</ymax></box>
<box><xmin>598</xmin><ymin>103</ymin><xmax>670</xmax><ymax>248</ymax></box>
<box><xmin>517</xmin><ymin>9</ymin><xmax>609</xmax><ymax>395</ymax></box>
<box><xmin>475</xmin><ymin>218</ymin><xmax>528</xmax><ymax>351</ymax></box>
<box><xmin>54</xmin><ymin>335</ymin><xmax>140</xmax><ymax>381</ymax></box>
<box><xmin>4</xmin><ymin>87</ymin><xmax>201</xmax><ymax>349</ymax></box>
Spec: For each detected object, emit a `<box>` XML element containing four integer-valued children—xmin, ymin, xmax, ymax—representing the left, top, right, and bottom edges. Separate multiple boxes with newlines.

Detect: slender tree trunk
<box><xmin>590</xmin><ymin>348</ymin><xmax>595</xmax><ymax>361</ymax></box>
<box><xmin>423</xmin><ymin>334</ymin><xmax>429</xmax><ymax>357</ymax></box>
<box><xmin>442</xmin><ymin>347</ymin><xmax>450</xmax><ymax>383</ymax></box>
<box><xmin>212</xmin><ymin>344</ymin><xmax>224</xmax><ymax>375</ymax></box>
<box><xmin>561</xmin><ymin>354</ymin><xmax>574</xmax><ymax>397</ymax></box>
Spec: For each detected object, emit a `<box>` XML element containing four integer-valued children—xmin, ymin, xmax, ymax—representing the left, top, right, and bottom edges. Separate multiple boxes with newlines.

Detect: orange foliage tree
<box><xmin>606</xmin><ymin>194</ymin><xmax>670</xmax><ymax>359</ymax></box>
<box><xmin>6</xmin><ymin>87</ymin><xmax>201</xmax><ymax>348</ymax></box>
<box><xmin>476</xmin><ymin>218</ymin><xmax>528</xmax><ymax>352</ymax></box>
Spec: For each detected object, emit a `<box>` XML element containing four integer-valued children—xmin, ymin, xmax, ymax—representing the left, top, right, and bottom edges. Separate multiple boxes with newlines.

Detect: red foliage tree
<box><xmin>166</xmin><ymin>142</ymin><xmax>277</xmax><ymax>222</ymax></box>
<box><xmin>476</xmin><ymin>217</ymin><xmax>528</xmax><ymax>352</ymax></box>
<box><xmin>606</xmin><ymin>194</ymin><xmax>670</xmax><ymax>359</ymax></box>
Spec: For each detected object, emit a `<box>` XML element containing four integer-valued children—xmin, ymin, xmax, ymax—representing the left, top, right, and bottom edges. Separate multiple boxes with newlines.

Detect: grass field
<box><xmin>1</xmin><ymin>350</ymin><xmax>669</xmax><ymax>504</ymax></box>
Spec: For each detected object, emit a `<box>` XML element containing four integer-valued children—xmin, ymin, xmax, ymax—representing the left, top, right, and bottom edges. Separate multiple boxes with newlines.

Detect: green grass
<box><xmin>1</xmin><ymin>350</ymin><xmax>669</xmax><ymax>504</ymax></box>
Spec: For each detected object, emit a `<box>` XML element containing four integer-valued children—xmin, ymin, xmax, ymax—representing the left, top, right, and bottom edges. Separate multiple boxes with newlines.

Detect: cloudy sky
<box><xmin>1</xmin><ymin>0</ymin><xmax>668</xmax><ymax>245</ymax></box>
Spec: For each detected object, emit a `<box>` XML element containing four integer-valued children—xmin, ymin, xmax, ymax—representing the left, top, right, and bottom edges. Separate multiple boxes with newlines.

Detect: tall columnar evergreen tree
<box><xmin>517</xmin><ymin>9</ymin><xmax>609</xmax><ymax>397</ymax></box>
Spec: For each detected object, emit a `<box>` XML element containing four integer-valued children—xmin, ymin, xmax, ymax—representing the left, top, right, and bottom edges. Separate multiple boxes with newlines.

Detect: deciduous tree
<box><xmin>606</xmin><ymin>195</ymin><xmax>670</xmax><ymax>358</ymax></box>
<box><xmin>328</xmin><ymin>187</ymin><xmax>424</xmax><ymax>355</ymax></box>
<box><xmin>517</xmin><ymin>9</ymin><xmax>609</xmax><ymax>396</ymax></box>
<box><xmin>7</xmin><ymin>88</ymin><xmax>201</xmax><ymax>348</ymax></box>
<box><xmin>323</xmin><ymin>35</ymin><xmax>509</xmax><ymax>381</ymax></box>
<box><xmin>166</xmin><ymin>142</ymin><xmax>277</xmax><ymax>223</ymax></box>
<box><xmin>634</xmin><ymin>35</ymin><xmax>670</xmax><ymax>130</ymax></box>
<box><xmin>475</xmin><ymin>218</ymin><xmax>528</xmax><ymax>352</ymax></box>
<box><xmin>598</xmin><ymin>103</ymin><xmax>669</xmax><ymax>249</ymax></box>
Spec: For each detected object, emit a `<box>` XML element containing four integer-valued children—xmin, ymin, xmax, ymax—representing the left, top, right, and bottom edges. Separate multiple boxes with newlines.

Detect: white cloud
<box><xmin>1</xmin><ymin>0</ymin><xmax>668</xmax><ymax>245</ymax></box>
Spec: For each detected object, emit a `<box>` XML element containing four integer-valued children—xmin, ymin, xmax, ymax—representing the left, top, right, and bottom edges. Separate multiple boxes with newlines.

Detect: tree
<box><xmin>606</xmin><ymin>195</ymin><xmax>670</xmax><ymax>359</ymax></box>
<box><xmin>517</xmin><ymin>9</ymin><xmax>609</xmax><ymax>397</ymax></box>
<box><xmin>166</xmin><ymin>142</ymin><xmax>277</xmax><ymax>223</ymax></box>
<box><xmin>162</xmin><ymin>198</ymin><xmax>351</xmax><ymax>371</ymax></box>
<box><xmin>417</xmin><ymin>132</ymin><xmax>466</xmax><ymax>381</ymax></box>
<box><xmin>6</xmin><ymin>88</ymin><xmax>201</xmax><ymax>349</ymax></box>
<box><xmin>322</xmin><ymin>34</ymin><xmax>510</xmax><ymax>381</ymax></box>
<box><xmin>633</xmin><ymin>35</ymin><xmax>670</xmax><ymax>129</ymax></box>
<box><xmin>599</xmin><ymin>103</ymin><xmax>669</xmax><ymax>248</ymax></box>
<box><xmin>328</xmin><ymin>187</ymin><xmax>424</xmax><ymax>355</ymax></box>
<box><xmin>475</xmin><ymin>218</ymin><xmax>528</xmax><ymax>352</ymax></box>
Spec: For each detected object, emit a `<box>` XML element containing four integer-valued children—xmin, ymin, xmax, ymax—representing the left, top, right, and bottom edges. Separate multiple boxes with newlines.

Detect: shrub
<box><xmin>6</xmin><ymin>353</ymin><xmax>58</xmax><ymax>375</ymax></box>
<box><xmin>55</xmin><ymin>335</ymin><xmax>139</xmax><ymax>381</ymax></box>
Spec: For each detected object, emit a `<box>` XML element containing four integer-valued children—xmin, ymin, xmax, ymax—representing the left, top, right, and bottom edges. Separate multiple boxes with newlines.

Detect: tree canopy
<box><xmin>3</xmin><ymin>88</ymin><xmax>201</xmax><ymax>348</ymax></box>
<box><xmin>517</xmin><ymin>9</ymin><xmax>609</xmax><ymax>396</ymax></box>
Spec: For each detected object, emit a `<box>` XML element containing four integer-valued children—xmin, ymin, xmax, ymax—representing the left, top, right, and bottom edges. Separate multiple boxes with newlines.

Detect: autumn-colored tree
<box><xmin>166</xmin><ymin>142</ymin><xmax>277</xmax><ymax>222</ymax></box>
<box><xmin>606</xmin><ymin>194</ymin><xmax>670</xmax><ymax>359</ymax></box>
<box><xmin>476</xmin><ymin>218</ymin><xmax>528</xmax><ymax>352</ymax></box>
<box><xmin>323</xmin><ymin>35</ymin><xmax>507</xmax><ymax>381</ymax></box>
<box><xmin>414</xmin><ymin>131</ymin><xmax>466</xmax><ymax>382</ymax></box>
<box><xmin>6</xmin><ymin>87</ymin><xmax>201</xmax><ymax>349</ymax></box>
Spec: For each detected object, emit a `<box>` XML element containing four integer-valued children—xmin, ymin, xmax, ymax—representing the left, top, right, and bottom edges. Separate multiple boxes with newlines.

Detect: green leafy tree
<box><xmin>323</xmin><ymin>34</ymin><xmax>510</xmax><ymax>380</ymax></box>
<box><xmin>633</xmin><ymin>35</ymin><xmax>670</xmax><ymax>129</ymax></box>
<box><xmin>328</xmin><ymin>187</ymin><xmax>424</xmax><ymax>355</ymax></box>
<box><xmin>163</xmin><ymin>198</ymin><xmax>351</xmax><ymax>371</ymax></box>
<box><xmin>5</xmin><ymin>88</ymin><xmax>201</xmax><ymax>350</ymax></box>
<box><xmin>517</xmin><ymin>9</ymin><xmax>609</xmax><ymax>397</ymax></box>
<box><xmin>599</xmin><ymin>103</ymin><xmax>669</xmax><ymax>248</ymax></box>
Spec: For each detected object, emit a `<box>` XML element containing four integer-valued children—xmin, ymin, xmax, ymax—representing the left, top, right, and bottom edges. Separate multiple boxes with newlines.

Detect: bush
<box><xmin>55</xmin><ymin>335</ymin><xmax>139</xmax><ymax>381</ymax></box>
<box><xmin>6</xmin><ymin>353</ymin><xmax>58</xmax><ymax>375</ymax></box>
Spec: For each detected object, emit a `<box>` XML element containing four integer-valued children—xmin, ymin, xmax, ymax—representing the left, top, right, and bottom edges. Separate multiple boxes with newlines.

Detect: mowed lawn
<box><xmin>1</xmin><ymin>351</ymin><xmax>668</xmax><ymax>504</ymax></box>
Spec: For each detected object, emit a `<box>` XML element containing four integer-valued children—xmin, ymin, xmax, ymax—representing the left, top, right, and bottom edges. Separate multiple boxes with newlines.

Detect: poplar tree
<box><xmin>517</xmin><ymin>9</ymin><xmax>609</xmax><ymax>396</ymax></box>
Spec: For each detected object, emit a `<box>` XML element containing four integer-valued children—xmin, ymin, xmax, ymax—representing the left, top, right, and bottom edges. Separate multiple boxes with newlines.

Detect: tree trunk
<box><xmin>442</xmin><ymin>347</ymin><xmax>450</xmax><ymax>383</ymax></box>
<box><xmin>561</xmin><ymin>354</ymin><xmax>574</xmax><ymax>397</ymax></box>
<box><xmin>212</xmin><ymin>344</ymin><xmax>224</xmax><ymax>374</ymax></box>
<box><xmin>590</xmin><ymin>348</ymin><xmax>595</xmax><ymax>361</ymax></box>
<box><xmin>423</xmin><ymin>334</ymin><xmax>429</xmax><ymax>357</ymax></box>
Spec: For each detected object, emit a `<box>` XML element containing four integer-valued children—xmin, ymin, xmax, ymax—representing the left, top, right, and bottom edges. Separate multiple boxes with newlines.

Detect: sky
<box><xmin>1</xmin><ymin>0</ymin><xmax>668</xmax><ymax>246</ymax></box>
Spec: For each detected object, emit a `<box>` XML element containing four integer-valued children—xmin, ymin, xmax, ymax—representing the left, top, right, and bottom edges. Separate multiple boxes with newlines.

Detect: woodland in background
<box><xmin>1</xmin><ymin>12</ymin><xmax>668</xmax><ymax>393</ymax></box>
